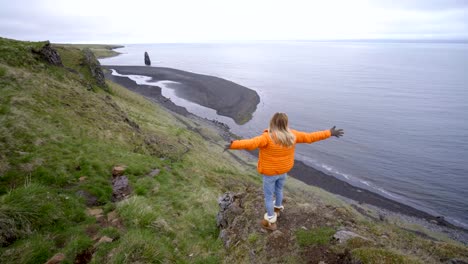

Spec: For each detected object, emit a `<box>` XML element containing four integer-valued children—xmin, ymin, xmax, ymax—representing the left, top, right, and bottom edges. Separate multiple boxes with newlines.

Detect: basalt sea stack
<box><xmin>144</xmin><ymin>51</ymin><xmax>151</xmax><ymax>66</ymax></box>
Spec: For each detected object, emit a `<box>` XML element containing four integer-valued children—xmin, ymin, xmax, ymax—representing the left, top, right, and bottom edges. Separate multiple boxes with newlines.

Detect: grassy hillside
<box><xmin>0</xmin><ymin>37</ymin><xmax>257</xmax><ymax>263</ymax></box>
<box><xmin>53</xmin><ymin>44</ymin><xmax>123</xmax><ymax>59</ymax></box>
<box><xmin>0</xmin><ymin>37</ymin><xmax>467</xmax><ymax>263</ymax></box>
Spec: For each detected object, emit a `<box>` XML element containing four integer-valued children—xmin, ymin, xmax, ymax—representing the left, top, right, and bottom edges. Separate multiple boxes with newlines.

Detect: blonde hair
<box><xmin>269</xmin><ymin>113</ymin><xmax>296</xmax><ymax>147</ymax></box>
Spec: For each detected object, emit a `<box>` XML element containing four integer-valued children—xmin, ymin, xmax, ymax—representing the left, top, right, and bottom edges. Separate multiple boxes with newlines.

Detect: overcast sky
<box><xmin>1</xmin><ymin>0</ymin><xmax>467</xmax><ymax>43</ymax></box>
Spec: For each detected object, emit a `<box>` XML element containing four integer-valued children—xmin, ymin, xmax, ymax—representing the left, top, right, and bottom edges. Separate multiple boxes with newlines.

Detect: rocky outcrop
<box><xmin>333</xmin><ymin>230</ymin><xmax>370</xmax><ymax>244</ymax></box>
<box><xmin>112</xmin><ymin>176</ymin><xmax>131</xmax><ymax>202</ymax></box>
<box><xmin>216</xmin><ymin>192</ymin><xmax>245</xmax><ymax>248</ymax></box>
<box><xmin>215</xmin><ymin>186</ymin><xmax>358</xmax><ymax>263</ymax></box>
<box><xmin>144</xmin><ymin>51</ymin><xmax>151</xmax><ymax>66</ymax></box>
<box><xmin>32</xmin><ymin>41</ymin><xmax>63</xmax><ymax>66</ymax></box>
<box><xmin>76</xmin><ymin>190</ymin><xmax>99</xmax><ymax>206</ymax></box>
<box><xmin>449</xmin><ymin>259</ymin><xmax>468</xmax><ymax>264</ymax></box>
<box><xmin>111</xmin><ymin>166</ymin><xmax>131</xmax><ymax>202</ymax></box>
<box><xmin>216</xmin><ymin>192</ymin><xmax>244</xmax><ymax>229</ymax></box>
<box><xmin>81</xmin><ymin>48</ymin><xmax>107</xmax><ymax>90</ymax></box>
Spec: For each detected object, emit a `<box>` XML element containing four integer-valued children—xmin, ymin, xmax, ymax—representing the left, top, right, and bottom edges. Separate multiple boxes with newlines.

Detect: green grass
<box><xmin>54</xmin><ymin>43</ymin><xmax>123</xmax><ymax>59</ymax></box>
<box><xmin>0</xmin><ymin>37</ymin><xmax>249</xmax><ymax>263</ymax></box>
<box><xmin>295</xmin><ymin>227</ymin><xmax>336</xmax><ymax>247</ymax></box>
<box><xmin>92</xmin><ymin>229</ymin><xmax>163</xmax><ymax>263</ymax></box>
<box><xmin>344</xmin><ymin>237</ymin><xmax>373</xmax><ymax>250</ymax></box>
<box><xmin>0</xmin><ymin>66</ymin><xmax>6</xmax><ymax>77</ymax></box>
<box><xmin>1</xmin><ymin>234</ymin><xmax>56</xmax><ymax>264</ymax></box>
<box><xmin>52</xmin><ymin>44</ymin><xmax>106</xmax><ymax>90</ymax></box>
<box><xmin>98</xmin><ymin>227</ymin><xmax>121</xmax><ymax>240</ymax></box>
<box><xmin>0</xmin><ymin>183</ymin><xmax>87</xmax><ymax>245</ymax></box>
<box><xmin>352</xmin><ymin>247</ymin><xmax>421</xmax><ymax>264</ymax></box>
<box><xmin>0</xmin><ymin>37</ymin><xmax>48</xmax><ymax>68</ymax></box>
<box><xmin>248</xmin><ymin>233</ymin><xmax>259</xmax><ymax>244</ymax></box>
<box><xmin>117</xmin><ymin>196</ymin><xmax>159</xmax><ymax>228</ymax></box>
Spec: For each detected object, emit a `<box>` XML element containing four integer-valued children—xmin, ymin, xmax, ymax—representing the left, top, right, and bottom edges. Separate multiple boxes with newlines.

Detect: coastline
<box><xmin>104</xmin><ymin>65</ymin><xmax>260</xmax><ymax>125</ymax></box>
<box><xmin>104</xmin><ymin>71</ymin><xmax>191</xmax><ymax>117</ymax></box>
<box><xmin>104</xmin><ymin>65</ymin><xmax>468</xmax><ymax>243</ymax></box>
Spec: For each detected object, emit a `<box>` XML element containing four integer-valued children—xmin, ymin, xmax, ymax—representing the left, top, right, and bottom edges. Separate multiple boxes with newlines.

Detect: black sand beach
<box><xmin>104</xmin><ymin>66</ymin><xmax>260</xmax><ymax>125</ymax></box>
<box><xmin>104</xmin><ymin>67</ymin><xmax>463</xmax><ymax>232</ymax></box>
<box><xmin>104</xmin><ymin>71</ymin><xmax>191</xmax><ymax>117</ymax></box>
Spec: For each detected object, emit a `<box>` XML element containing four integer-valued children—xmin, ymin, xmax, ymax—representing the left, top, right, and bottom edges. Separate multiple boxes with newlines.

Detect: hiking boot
<box><xmin>274</xmin><ymin>205</ymin><xmax>284</xmax><ymax>217</ymax></box>
<box><xmin>261</xmin><ymin>213</ymin><xmax>277</xmax><ymax>231</ymax></box>
<box><xmin>260</xmin><ymin>219</ymin><xmax>277</xmax><ymax>231</ymax></box>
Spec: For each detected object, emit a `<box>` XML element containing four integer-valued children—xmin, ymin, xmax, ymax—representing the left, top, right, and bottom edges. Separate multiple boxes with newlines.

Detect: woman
<box><xmin>226</xmin><ymin>112</ymin><xmax>344</xmax><ymax>230</ymax></box>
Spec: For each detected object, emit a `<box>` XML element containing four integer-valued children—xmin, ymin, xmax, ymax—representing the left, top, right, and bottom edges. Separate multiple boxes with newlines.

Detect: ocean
<box><xmin>100</xmin><ymin>41</ymin><xmax>468</xmax><ymax>228</ymax></box>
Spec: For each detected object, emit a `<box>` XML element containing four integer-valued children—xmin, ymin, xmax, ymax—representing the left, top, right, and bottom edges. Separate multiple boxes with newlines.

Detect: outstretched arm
<box><xmin>227</xmin><ymin>134</ymin><xmax>268</xmax><ymax>151</ymax></box>
<box><xmin>294</xmin><ymin>126</ymin><xmax>344</xmax><ymax>144</ymax></box>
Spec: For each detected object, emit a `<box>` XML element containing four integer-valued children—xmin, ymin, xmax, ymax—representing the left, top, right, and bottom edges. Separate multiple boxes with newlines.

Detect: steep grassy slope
<box><xmin>0</xmin><ymin>37</ymin><xmax>257</xmax><ymax>263</ymax></box>
<box><xmin>0</xmin><ymin>37</ymin><xmax>467</xmax><ymax>263</ymax></box>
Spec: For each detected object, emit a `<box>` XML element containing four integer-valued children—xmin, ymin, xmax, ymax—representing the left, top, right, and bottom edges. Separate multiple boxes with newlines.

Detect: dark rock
<box><xmin>216</xmin><ymin>192</ymin><xmax>246</xmax><ymax>249</ymax></box>
<box><xmin>76</xmin><ymin>190</ymin><xmax>99</xmax><ymax>206</ymax></box>
<box><xmin>216</xmin><ymin>192</ymin><xmax>244</xmax><ymax>229</ymax></box>
<box><xmin>124</xmin><ymin>117</ymin><xmax>140</xmax><ymax>131</ymax></box>
<box><xmin>74</xmin><ymin>248</ymin><xmax>93</xmax><ymax>264</ymax></box>
<box><xmin>144</xmin><ymin>51</ymin><xmax>151</xmax><ymax>66</ymax></box>
<box><xmin>147</xmin><ymin>169</ymin><xmax>161</xmax><ymax>177</ymax></box>
<box><xmin>333</xmin><ymin>230</ymin><xmax>370</xmax><ymax>244</ymax></box>
<box><xmin>379</xmin><ymin>213</ymin><xmax>386</xmax><ymax>221</ymax></box>
<box><xmin>112</xmin><ymin>175</ymin><xmax>131</xmax><ymax>202</ymax></box>
<box><xmin>32</xmin><ymin>41</ymin><xmax>63</xmax><ymax>66</ymax></box>
<box><xmin>219</xmin><ymin>229</ymin><xmax>229</xmax><ymax>247</ymax></box>
<box><xmin>449</xmin><ymin>259</ymin><xmax>468</xmax><ymax>264</ymax></box>
<box><xmin>81</xmin><ymin>48</ymin><xmax>107</xmax><ymax>90</ymax></box>
<box><xmin>434</xmin><ymin>216</ymin><xmax>449</xmax><ymax>226</ymax></box>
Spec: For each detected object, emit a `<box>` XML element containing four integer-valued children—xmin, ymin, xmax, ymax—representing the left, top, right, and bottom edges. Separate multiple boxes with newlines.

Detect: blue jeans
<box><xmin>263</xmin><ymin>174</ymin><xmax>287</xmax><ymax>217</ymax></box>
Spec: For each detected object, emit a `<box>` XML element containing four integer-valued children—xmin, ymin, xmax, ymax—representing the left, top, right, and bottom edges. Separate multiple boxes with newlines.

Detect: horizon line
<box><xmin>54</xmin><ymin>38</ymin><xmax>468</xmax><ymax>45</ymax></box>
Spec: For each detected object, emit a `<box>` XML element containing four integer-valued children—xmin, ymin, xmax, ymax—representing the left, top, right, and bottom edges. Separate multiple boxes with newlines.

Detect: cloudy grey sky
<box><xmin>1</xmin><ymin>0</ymin><xmax>467</xmax><ymax>43</ymax></box>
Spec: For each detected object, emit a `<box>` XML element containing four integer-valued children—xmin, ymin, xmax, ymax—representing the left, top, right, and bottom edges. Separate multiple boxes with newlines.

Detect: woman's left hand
<box><xmin>330</xmin><ymin>126</ymin><xmax>344</xmax><ymax>138</ymax></box>
<box><xmin>223</xmin><ymin>143</ymin><xmax>232</xmax><ymax>152</ymax></box>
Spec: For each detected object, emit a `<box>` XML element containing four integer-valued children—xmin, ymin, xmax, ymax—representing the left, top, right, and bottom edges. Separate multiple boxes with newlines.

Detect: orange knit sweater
<box><xmin>230</xmin><ymin>129</ymin><xmax>331</xmax><ymax>176</ymax></box>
